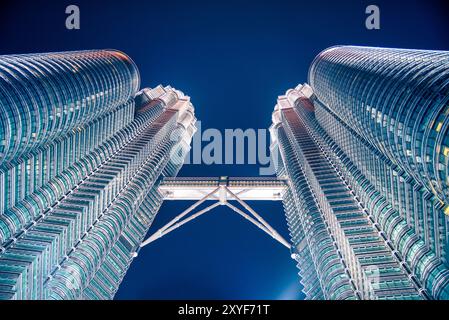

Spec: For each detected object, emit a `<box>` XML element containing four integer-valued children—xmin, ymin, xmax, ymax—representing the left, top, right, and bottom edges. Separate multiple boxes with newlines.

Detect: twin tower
<box><xmin>0</xmin><ymin>46</ymin><xmax>448</xmax><ymax>300</ymax></box>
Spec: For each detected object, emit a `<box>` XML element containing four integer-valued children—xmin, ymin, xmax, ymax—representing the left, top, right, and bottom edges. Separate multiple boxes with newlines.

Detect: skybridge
<box><xmin>140</xmin><ymin>176</ymin><xmax>291</xmax><ymax>251</ymax></box>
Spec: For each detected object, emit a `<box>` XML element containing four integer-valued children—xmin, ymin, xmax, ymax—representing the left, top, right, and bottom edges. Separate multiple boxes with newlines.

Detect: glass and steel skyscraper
<box><xmin>271</xmin><ymin>46</ymin><xmax>449</xmax><ymax>300</ymax></box>
<box><xmin>0</xmin><ymin>50</ymin><xmax>197</xmax><ymax>299</ymax></box>
<box><xmin>3</xmin><ymin>45</ymin><xmax>448</xmax><ymax>301</ymax></box>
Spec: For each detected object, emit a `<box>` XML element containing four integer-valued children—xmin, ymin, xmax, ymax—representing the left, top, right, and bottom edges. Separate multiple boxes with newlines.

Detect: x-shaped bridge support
<box><xmin>140</xmin><ymin>185</ymin><xmax>291</xmax><ymax>250</ymax></box>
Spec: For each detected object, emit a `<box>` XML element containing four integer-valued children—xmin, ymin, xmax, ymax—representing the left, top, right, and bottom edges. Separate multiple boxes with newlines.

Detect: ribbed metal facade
<box><xmin>0</xmin><ymin>50</ymin><xmax>139</xmax><ymax>168</ymax></box>
<box><xmin>309</xmin><ymin>46</ymin><xmax>449</xmax><ymax>205</ymax></box>
<box><xmin>0</xmin><ymin>50</ymin><xmax>196</xmax><ymax>299</ymax></box>
<box><xmin>271</xmin><ymin>46</ymin><xmax>449</xmax><ymax>300</ymax></box>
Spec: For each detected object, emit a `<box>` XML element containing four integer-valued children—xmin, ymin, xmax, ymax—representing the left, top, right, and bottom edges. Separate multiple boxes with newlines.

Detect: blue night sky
<box><xmin>1</xmin><ymin>0</ymin><xmax>448</xmax><ymax>300</ymax></box>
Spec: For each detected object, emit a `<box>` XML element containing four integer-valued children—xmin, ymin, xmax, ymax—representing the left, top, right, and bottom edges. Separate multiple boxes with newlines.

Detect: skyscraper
<box><xmin>0</xmin><ymin>50</ymin><xmax>196</xmax><ymax>299</ymax></box>
<box><xmin>271</xmin><ymin>46</ymin><xmax>449</xmax><ymax>299</ymax></box>
<box><xmin>2</xmin><ymin>45</ymin><xmax>448</xmax><ymax>301</ymax></box>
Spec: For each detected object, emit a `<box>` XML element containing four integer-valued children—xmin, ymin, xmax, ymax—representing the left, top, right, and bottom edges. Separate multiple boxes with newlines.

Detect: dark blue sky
<box><xmin>1</xmin><ymin>0</ymin><xmax>448</xmax><ymax>299</ymax></box>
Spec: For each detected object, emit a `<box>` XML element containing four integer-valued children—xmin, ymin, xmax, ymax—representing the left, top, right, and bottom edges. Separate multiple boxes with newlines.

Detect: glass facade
<box><xmin>271</xmin><ymin>46</ymin><xmax>449</xmax><ymax>300</ymax></box>
<box><xmin>0</xmin><ymin>50</ymin><xmax>196</xmax><ymax>299</ymax></box>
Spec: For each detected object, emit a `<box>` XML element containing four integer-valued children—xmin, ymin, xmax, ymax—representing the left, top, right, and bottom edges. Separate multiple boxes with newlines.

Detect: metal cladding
<box><xmin>0</xmin><ymin>50</ymin><xmax>196</xmax><ymax>299</ymax></box>
<box><xmin>309</xmin><ymin>46</ymin><xmax>449</xmax><ymax>204</ymax></box>
<box><xmin>271</xmin><ymin>46</ymin><xmax>449</xmax><ymax>300</ymax></box>
<box><xmin>0</xmin><ymin>50</ymin><xmax>140</xmax><ymax>167</ymax></box>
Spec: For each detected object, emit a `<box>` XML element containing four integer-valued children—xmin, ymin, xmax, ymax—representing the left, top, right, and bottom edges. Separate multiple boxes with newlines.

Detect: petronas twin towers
<box><xmin>0</xmin><ymin>46</ymin><xmax>448</xmax><ymax>300</ymax></box>
<box><xmin>0</xmin><ymin>50</ymin><xmax>197</xmax><ymax>299</ymax></box>
<box><xmin>274</xmin><ymin>47</ymin><xmax>449</xmax><ymax>300</ymax></box>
